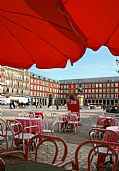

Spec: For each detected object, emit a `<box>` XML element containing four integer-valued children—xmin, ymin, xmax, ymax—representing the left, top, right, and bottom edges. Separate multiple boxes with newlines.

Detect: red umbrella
<box><xmin>62</xmin><ymin>0</ymin><xmax>119</xmax><ymax>56</ymax></box>
<box><xmin>0</xmin><ymin>0</ymin><xmax>86</xmax><ymax>69</ymax></box>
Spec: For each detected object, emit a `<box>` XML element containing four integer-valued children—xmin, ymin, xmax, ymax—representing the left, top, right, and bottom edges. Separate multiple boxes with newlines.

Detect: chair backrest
<box><xmin>6</xmin><ymin>119</ymin><xmax>24</xmax><ymax>149</ymax></box>
<box><xmin>89</xmin><ymin>116</ymin><xmax>98</xmax><ymax>127</ymax></box>
<box><xmin>23</xmin><ymin>125</ymin><xmax>40</xmax><ymax>134</ymax></box>
<box><xmin>0</xmin><ymin>119</ymin><xmax>28</xmax><ymax>161</ymax></box>
<box><xmin>0</xmin><ymin>158</ymin><xmax>5</xmax><ymax>171</ymax></box>
<box><xmin>43</xmin><ymin>116</ymin><xmax>59</xmax><ymax>133</ymax></box>
<box><xmin>69</xmin><ymin>114</ymin><xmax>79</xmax><ymax>122</ymax></box>
<box><xmin>6</xmin><ymin>119</ymin><xmax>23</xmax><ymax>136</ymax></box>
<box><xmin>26</xmin><ymin>134</ymin><xmax>68</xmax><ymax>163</ymax></box>
<box><xmin>0</xmin><ymin>117</ymin><xmax>7</xmax><ymax>136</ymax></box>
<box><xmin>75</xmin><ymin>140</ymin><xmax>118</xmax><ymax>171</ymax></box>
<box><xmin>89</xmin><ymin>128</ymin><xmax>119</xmax><ymax>142</ymax></box>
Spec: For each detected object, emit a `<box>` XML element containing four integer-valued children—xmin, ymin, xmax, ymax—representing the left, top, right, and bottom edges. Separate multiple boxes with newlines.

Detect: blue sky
<box><xmin>29</xmin><ymin>46</ymin><xmax>119</xmax><ymax>80</ymax></box>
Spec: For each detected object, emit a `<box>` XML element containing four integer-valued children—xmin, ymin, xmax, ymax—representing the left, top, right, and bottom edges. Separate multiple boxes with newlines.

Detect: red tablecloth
<box><xmin>16</xmin><ymin>117</ymin><xmax>43</xmax><ymax>134</ymax></box>
<box><xmin>60</xmin><ymin>113</ymin><xmax>79</xmax><ymax>130</ymax></box>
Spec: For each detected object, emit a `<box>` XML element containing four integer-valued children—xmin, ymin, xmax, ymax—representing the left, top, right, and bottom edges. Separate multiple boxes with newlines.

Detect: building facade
<box><xmin>0</xmin><ymin>66</ymin><xmax>30</xmax><ymax>98</ymax></box>
<box><xmin>30</xmin><ymin>73</ymin><xmax>60</xmax><ymax>106</ymax></box>
<box><xmin>59</xmin><ymin>76</ymin><xmax>119</xmax><ymax>106</ymax></box>
<box><xmin>0</xmin><ymin>65</ymin><xmax>119</xmax><ymax>107</ymax></box>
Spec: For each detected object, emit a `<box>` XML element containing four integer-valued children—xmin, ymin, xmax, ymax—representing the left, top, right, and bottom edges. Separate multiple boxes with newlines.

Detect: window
<box><xmin>99</xmin><ymin>89</ymin><xmax>102</xmax><ymax>93</ymax></box>
<box><xmin>115</xmin><ymin>83</ymin><xmax>118</xmax><ymax>87</ymax></box>
<box><xmin>99</xmin><ymin>83</ymin><xmax>102</xmax><ymax>87</ymax></box>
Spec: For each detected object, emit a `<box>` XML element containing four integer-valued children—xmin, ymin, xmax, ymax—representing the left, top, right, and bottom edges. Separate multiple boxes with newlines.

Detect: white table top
<box><xmin>16</xmin><ymin>117</ymin><xmax>42</xmax><ymax>121</ymax></box>
<box><xmin>106</xmin><ymin>126</ymin><xmax>119</xmax><ymax>132</ymax></box>
<box><xmin>98</xmin><ymin>116</ymin><xmax>113</xmax><ymax>119</ymax></box>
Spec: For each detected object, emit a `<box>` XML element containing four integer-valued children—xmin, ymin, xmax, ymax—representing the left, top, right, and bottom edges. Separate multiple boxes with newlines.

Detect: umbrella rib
<box><xmin>0</xmin><ymin>8</ymin><xmax>73</xmax><ymax>33</ymax></box>
<box><xmin>0</xmin><ymin>13</ymin><xmax>70</xmax><ymax>60</ymax></box>
<box><xmin>56</xmin><ymin>3</ymin><xmax>86</xmax><ymax>46</ymax></box>
<box><xmin>105</xmin><ymin>22</ymin><xmax>119</xmax><ymax>45</ymax></box>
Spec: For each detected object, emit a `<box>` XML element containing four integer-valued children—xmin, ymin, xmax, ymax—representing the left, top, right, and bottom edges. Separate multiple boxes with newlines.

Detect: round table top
<box><xmin>16</xmin><ymin>117</ymin><xmax>42</xmax><ymax>120</ymax></box>
<box><xmin>5</xmin><ymin>162</ymin><xmax>65</xmax><ymax>171</ymax></box>
<box><xmin>106</xmin><ymin>126</ymin><xmax>119</xmax><ymax>132</ymax></box>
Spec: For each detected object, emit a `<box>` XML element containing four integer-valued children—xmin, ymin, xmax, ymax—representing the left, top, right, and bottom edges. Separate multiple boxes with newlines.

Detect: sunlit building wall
<box><xmin>0</xmin><ymin>66</ymin><xmax>30</xmax><ymax>98</ymax></box>
<box><xmin>30</xmin><ymin>73</ymin><xmax>60</xmax><ymax>106</ymax></box>
<box><xmin>59</xmin><ymin>76</ymin><xmax>119</xmax><ymax>106</ymax></box>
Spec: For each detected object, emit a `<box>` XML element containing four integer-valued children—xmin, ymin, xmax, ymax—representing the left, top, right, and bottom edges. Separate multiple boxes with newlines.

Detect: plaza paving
<box><xmin>1</xmin><ymin>105</ymin><xmax>103</xmax><ymax>143</ymax></box>
<box><xmin>1</xmin><ymin>106</ymin><xmax>106</xmax><ymax>169</ymax></box>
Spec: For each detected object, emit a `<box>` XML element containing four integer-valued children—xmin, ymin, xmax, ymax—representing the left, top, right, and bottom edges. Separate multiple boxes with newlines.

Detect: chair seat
<box><xmin>0</xmin><ymin>136</ymin><xmax>5</xmax><ymax>141</ymax></box>
<box><xmin>68</xmin><ymin>121</ymin><xmax>79</xmax><ymax>124</ymax></box>
<box><xmin>2</xmin><ymin>130</ymin><xmax>13</xmax><ymax>137</ymax></box>
<box><xmin>15</xmin><ymin>133</ymin><xmax>34</xmax><ymax>140</ymax></box>
<box><xmin>92</xmin><ymin>124</ymin><xmax>104</xmax><ymax>128</ymax></box>
<box><xmin>43</xmin><ymin>129</ymin><xmax>54</xmax><ymax>133</ymax></box>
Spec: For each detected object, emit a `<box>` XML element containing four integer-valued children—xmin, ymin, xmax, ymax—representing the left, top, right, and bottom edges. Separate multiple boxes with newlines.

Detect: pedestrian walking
<box><xmin>56</xmin><ymin>104</ymin><xmax>59</xmax><ymax>110</ymax></box>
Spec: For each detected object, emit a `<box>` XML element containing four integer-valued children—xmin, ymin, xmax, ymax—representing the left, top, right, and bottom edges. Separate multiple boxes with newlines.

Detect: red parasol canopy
<box><xmin>62</xmin><ymin>0</ymin><xmax>119</xmax><ymax>56</ymax></box>
<box><xmin>0</xmin><ymin>0</ymin><xmax>86</xmax><ymax>69</ymax></box>
<box><xmin>1</xmin><ymin>0</ymin><xmax>119</xmax><ymax>70</ymax></box>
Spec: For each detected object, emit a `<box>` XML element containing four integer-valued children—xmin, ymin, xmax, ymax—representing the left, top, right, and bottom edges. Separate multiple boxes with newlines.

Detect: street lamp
<box><xmin>78</xmin><ymin>84</ymin><xmax>83</xmax><ymax>94</ymax></box>
<box><xmin>77</xmin><ymin>83</ymin><xmax>84</xmax><ymax>109</ymax></box>
<box><xmin>116</xmin><ymin>59</ymin><xmax>119</xmax><ymax>66</ymax></box>
<box><xmin>115</xmin><ymin>59</ymin><xmax>119</xmax><ymax>74</ymax></box>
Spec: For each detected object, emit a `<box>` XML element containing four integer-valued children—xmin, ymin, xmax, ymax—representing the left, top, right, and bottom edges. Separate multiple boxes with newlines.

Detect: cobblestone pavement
<box><xmin>1</xmin><ymin>106</ymin><xmax>105</xmax><ymax>169</ymax></box>
<box><xmin>1</xmin><ymin>105</ymin><xmax>103</xmax><ymax>144</ymax></box>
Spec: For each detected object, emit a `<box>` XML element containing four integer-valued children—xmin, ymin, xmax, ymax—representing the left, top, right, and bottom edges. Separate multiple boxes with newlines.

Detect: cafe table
<box><xmin>5</xmin><ymin>162</ymin><xmax>66</xmax><ymax>171</ymax></box>
<box><xmin>16</xmin><ymin>117</ymin><xmax>43</xmax><ymax>134</ymax></box>
<box><xmin>106</xmin><ymin>126</ymin><xmax>119</xmax><ymax>132</ymax></box>
<box><xmin>60</xmin><ymin>113</ymin><xmax>79</xmax><ymax>132</ymax></box>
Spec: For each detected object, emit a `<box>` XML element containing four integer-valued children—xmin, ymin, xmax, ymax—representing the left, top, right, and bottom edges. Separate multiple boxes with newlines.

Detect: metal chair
<box><xmin>75</xmin><ymin>140</ymin><xmax>118</xmax><ymax>171</ymax></box>
<box><xmin>0</xmin><ymin>119</ymin><xmax>40</xmax><ymax>161</ymax></box>
<box><xmin>26</xmin><ymin>134</ymin><xmax>68</xmax><ymax>164</ymax></box>
<box><xmin>89</xmin><ymin>128</ymin><xmax>119</xmax><ymax>142</ymax></box>
<box><xmin>57</xmin><ymin>140</ymin><xmax>119</xmax><ymax>171</ymax></box>
<box><xmin>0</xmin><ymin>117</ymin><xmax>13</xmax><ymax>151</ymax></box>
<box><xmin>0</xmin><ymin>158</ymin><xmax>5</xmax><ymax>171</ymax></box>
<box><xmin>89</xmin><ymin>116</ymin><xmax>104</xmax><ymax>129</ymax></box>
<box><xmin>42</xmin><ymin>116</ymin><xmax>59</xmax><ymax>135</ymax></box>
<box><xmin>89</xmin><ymin>128</ymin><xmax>119</xmax><ymax>166</ymax></box>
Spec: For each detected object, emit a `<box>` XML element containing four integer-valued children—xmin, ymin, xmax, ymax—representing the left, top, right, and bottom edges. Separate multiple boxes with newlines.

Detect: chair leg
<box><xmin>64</xmin><ymin>121</ymin><xmax>68</xmax><ymax>132</ymax></box>
<box><xmin>0</xmin><ymin>158</ymin><xmax>5</xmax><ymax>171</ymax></box>
<box><xmin>74</xmin><ymin>126</ymin><xmax>77</xmax><ymax>133</ymax></box>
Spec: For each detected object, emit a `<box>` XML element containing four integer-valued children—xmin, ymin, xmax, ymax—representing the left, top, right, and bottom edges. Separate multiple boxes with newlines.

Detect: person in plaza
<box><xmin>39</xmin><ymin>102</ymin><xmax>42</xmax><ymax>108</ymax></box>
<box><xmin>10</xmin><ymin>102</ymin><xmax>12</xmax><ymax>109</ymax></box>
<box><xmin>35</xmin><ymin>102</ymin><xmax>38</xmax><ymax>108</ymax></box>
<box><xmin>56</xmin><ymin>103</ymin><xmax>59</xmax><ymax>110</ymax></box>
<box><xmin>12</xmin><ymin>101</ymin><xmax>15</xmax><ymax>109</ymax></box>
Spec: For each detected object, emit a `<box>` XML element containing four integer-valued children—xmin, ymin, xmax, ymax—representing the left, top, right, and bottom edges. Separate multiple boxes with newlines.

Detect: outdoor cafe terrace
<box><xmin>0</xmin><ymin>106</ymin><xmax>119</xmax><ymax>170</ymax></box>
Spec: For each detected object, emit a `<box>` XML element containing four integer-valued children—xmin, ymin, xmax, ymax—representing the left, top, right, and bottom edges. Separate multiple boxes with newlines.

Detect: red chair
<box><xmin>89</xmin><ymin>116</ymin><xmax>104</xmax><ymax>129</ymax></box>
<box><xmin>0</xmin><ymin>119</ymin><xmax>40</xmax><ymax>161</ymax></box>
<box><xmin>57</xmin><ymin>140</ymin><xmax>118</xmax><ymax>171</ymax></box>
<box><xmin>0</xmin><ymin>117</ymin><xmax>13</xmax><ymax>151</ymax></box>
<box><xmin>75</xmin><ymin>140</ymin><xmax>118</xmax><ymax>171</ymax></box>
<box><xmin>89</xmin><ymin>128</ymin><xmax>119</xmax><ymax>165</ymax></box>
<box><xmin>26</xmin><ymin>134</ymin><xmax>68</xmax><ymax>164</ymax></box>
<box><xmin>89</xmin><ymin>128</ymin><xmax>119</xmax><ymax>142</ymax></box>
